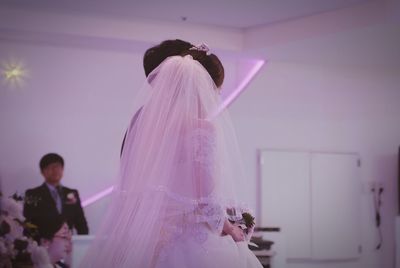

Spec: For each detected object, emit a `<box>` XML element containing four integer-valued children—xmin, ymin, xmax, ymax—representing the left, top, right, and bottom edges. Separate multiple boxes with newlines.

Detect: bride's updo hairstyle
<box><xmin>143</xmin><ymin>39</ymin><xmax>225</xmax><ymax>88</ymax></box>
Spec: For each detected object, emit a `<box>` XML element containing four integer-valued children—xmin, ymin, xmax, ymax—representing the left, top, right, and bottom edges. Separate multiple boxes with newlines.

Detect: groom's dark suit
<box><xmin>23</xmin><ymin>183</ymin><xmax>89</xmax><ymax>237</ymax></box>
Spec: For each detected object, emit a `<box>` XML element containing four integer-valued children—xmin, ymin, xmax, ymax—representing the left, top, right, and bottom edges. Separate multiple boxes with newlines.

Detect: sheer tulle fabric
<box><xmin>80</xmin><ymin>55</ymin><xmax>250</xmax><ymax>267</ymax></box>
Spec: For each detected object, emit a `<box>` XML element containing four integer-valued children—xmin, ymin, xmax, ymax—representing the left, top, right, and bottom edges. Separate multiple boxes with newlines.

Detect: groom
<box><xmin>23</xmin><ymin>153</ymin><xmax>89</xmax><ymax>238</ymax></box>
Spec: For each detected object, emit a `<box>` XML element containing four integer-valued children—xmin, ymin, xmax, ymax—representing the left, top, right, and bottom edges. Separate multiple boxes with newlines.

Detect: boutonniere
<box><xmin>65</xmin><ymin>192</ymin><xmax>77</xmax><ymax>205</ymax></box>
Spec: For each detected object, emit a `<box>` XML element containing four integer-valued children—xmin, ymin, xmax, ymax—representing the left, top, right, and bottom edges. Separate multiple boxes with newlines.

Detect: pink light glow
<box><xmin>82</xmin><ymin>186</ymin><xmax>114</xmax><ymax>207</ymax></box>
<box><xmin>82</xmin><ymin>59</ymin><xmax>265</xmax><ymax>207</ymax></box>
<box><xmin>213</xmin><ymin>59</ymin><xmax>265</xmax><ymax>117</ymax></box>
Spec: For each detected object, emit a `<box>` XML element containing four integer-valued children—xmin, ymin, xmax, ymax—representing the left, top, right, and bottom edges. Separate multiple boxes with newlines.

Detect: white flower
<box><xmin>1</xmin><ymin>216</ymin><xmax>24</xmax><ymax>241</ymax></box>
<box><xmin>66</xmin><ymin>192</ymin><xmax>77</xmax><ymax>204</ymax></box>
<box><xmin>1</xmin><ymin>198</ymin><xmax>24</xmax><ymax>221</ymax></box>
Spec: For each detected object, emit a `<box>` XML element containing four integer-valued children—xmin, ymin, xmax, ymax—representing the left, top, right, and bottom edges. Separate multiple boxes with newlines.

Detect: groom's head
<box><xmin>40</xmin><ymin>153</ymin><xmax>64</xmax><ymax>186</ymax></box>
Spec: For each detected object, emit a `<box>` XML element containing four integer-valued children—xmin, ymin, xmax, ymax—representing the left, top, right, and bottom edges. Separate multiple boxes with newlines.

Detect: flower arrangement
<box><xmin>0</xmin><ymin>192</ymin><xmax>51</xmax><ymax>268</ymax></box>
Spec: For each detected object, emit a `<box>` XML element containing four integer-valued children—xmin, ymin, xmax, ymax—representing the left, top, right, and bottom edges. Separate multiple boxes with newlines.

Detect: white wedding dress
<box><xmin>152</xmin><ymin>125</ymin><xmax>263</xmax><ymax>268</ymax></box>
<box><xmin>155</xmin><ymin>227</ymin><xmax>262</xmax><ymax>268</ymax></box>
<box><xmin>80</xmin><ymin>55</ymin><xmax>263</xmax><ymax>268</ymax></box>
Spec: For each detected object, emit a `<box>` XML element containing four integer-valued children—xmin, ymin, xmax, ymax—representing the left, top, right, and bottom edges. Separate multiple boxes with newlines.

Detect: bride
<box><xmin>80</xmin><ymin>39</ymin><xmax>263</xmax><ymax>268</ymax></box>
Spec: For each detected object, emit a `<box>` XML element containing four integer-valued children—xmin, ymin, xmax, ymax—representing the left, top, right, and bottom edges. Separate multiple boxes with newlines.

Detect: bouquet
<box><xmin>225</xmin><ymin>206</ymin><xmax>256</xmax><ymax>244</ymax></box>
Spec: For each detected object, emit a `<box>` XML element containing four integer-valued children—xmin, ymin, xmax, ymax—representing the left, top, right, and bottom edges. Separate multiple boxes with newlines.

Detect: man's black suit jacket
<box><xmin>23</xmin><ymin>183</ymin><xmax>89</xmax><ymax>237</ymax></box>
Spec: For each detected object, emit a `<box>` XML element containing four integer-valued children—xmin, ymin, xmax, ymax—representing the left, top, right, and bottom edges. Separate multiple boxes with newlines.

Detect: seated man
<box><xmin>23</xmin><ymin>153</ymin><xmax>89</xmax><ymax>239</ymax></box>
<box><xmin>31</xmin><ymin>220</ymin><xmax>72</xmax><ymax>268</ymax></box>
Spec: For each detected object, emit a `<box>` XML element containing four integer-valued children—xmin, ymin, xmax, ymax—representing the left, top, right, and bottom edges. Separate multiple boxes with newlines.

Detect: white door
<box><xmin>259</xmin><ymin>149</ymin><xmax>362</xmax><ymax>260</ymax></box>
<box><xmin>311</xmin><ymin>152</ymin><xmax>362</xmax><ymax>260</ymax></box>
<box><xmin>260</xmin><ymin>150</ymin><xmax>311</xmax><ymax>259</ymax></box>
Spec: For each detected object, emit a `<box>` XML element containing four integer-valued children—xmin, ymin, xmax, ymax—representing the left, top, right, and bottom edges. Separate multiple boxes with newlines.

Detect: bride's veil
<box><xmin>80</xmin><ymin>54</ymin><xmax>247</xmax><ymax>267</ymax></box>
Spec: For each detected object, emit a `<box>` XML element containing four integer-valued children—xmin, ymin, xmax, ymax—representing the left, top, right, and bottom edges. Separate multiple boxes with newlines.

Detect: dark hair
<box><xmin>39</xmin><ymin>153</ymin><xmax>64</xmax><ymax>171</ymax></box>
<box><xmin>143</xmin><ymin>39</ymin><xmax>225</xmax><ymax>88</ymax></box>
<box><xmin>38</xmin><ymin>219</ymin><xmax>66</xmax><ymax>242</ymax></box>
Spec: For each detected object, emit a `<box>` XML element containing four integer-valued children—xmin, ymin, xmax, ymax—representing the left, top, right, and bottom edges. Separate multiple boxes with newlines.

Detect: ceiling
<box><xmin>255</xmin><ymin>22</ymin><xmax>400</xmax><ymax>69</ymax></box>
<box><xmin>1</xmin><ymin>0</ymin><xmax>398</xmax><ymax>69</ymax></box>
<box><xmin>0</xmin><ymin>0</ymin><xmax>373</xmax><ymax>29</ymax></box>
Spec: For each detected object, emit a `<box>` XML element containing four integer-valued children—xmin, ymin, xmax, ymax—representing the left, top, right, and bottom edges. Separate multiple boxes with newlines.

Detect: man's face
<box><xmin>47</xmin><ymin>235</ymin><xmax>71</xmax><ymax>262</ymax></box>
<box><xmin>44</xmin><ymin>224</ymin><xmax>72</xmax><ymax>262</ymax></box>
<box><xmin>41</xmin><ymin>162</ymin><xmax>64</xmax><ymax>185</ymax></box>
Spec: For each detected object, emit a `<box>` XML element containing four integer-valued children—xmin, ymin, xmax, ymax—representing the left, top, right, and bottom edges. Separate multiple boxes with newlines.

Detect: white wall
<box><xmin>229</xmin><ymin>62</ymin><xmax>400</xmax><ymax>268</ymax></box>
<box><xmin>0</xmin><ymin>41</ymin><xmax>142</xmax><ymax>199</ymax></box>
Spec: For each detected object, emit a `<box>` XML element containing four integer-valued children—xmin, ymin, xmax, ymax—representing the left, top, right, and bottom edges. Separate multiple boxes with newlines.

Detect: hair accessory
<box><xmin>189</xmin><ymin>43</ymin><xmax>211</xmax><ymax>55</ymax></box>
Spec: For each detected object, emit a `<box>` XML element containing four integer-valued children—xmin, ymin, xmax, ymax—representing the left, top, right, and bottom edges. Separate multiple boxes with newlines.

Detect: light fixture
<box><xmin>1</xmin><ymin>58</ymin><xmax>28</xmax><ymax>88</ymax></box>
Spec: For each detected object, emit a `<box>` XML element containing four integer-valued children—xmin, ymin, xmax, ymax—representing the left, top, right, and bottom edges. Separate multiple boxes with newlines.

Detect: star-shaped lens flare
<box><xmin>1</xmin><ymin>58</ymin><xmax>29</xmax><ymax>88</ymax></box>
